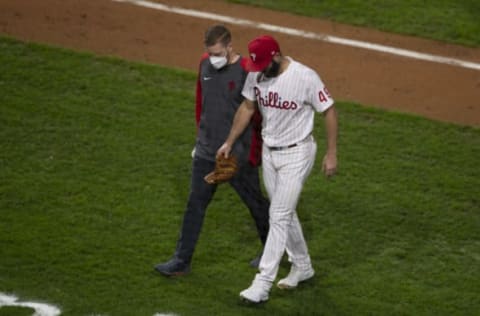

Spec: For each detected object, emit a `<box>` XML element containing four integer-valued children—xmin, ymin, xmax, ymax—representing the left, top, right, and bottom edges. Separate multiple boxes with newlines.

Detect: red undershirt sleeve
<box><xmin>241</xmin><ymin>57</ymin><xmax>263</xmax><ymax>167</ymax></box>
<box><xmin>195</xmin><ymin>53</ymin><xmax>210</xmax><ymax>131</ymax></box>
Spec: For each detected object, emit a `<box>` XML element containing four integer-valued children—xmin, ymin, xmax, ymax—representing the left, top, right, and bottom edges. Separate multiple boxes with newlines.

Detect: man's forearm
<box><xmin>226</xmin><ymin>101</ymin><xmax>255</xmax><ymax>146</ymax></box>
<box><xmin>324</xmin><ymin>106</ymin><xmax>338</xmax><ymax>154</ymax></box>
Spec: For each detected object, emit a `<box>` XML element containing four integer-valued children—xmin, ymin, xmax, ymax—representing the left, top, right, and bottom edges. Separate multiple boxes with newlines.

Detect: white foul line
<box><xmin>112</xmin><ymin>0</ymin><xmax>480</xmax><ymax>71</ymax></box>
<box><xmin>0</xmin><ymin>293</ymin><xmax>61</xmax><ymax>316</ymax></box>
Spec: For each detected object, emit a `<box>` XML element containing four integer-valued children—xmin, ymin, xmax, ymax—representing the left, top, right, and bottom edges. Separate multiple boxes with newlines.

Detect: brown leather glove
<box><xmin>204</xmin><ymin>155</ymin><xmax>238</xmax><ymax>184</ymax></box>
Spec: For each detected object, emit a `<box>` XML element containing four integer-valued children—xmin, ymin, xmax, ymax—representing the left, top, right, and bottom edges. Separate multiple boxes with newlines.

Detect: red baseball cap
<box><xmin>246</xmin><ymin>35</ymin><xmax>280</xmax><ymax>72</ymax></box>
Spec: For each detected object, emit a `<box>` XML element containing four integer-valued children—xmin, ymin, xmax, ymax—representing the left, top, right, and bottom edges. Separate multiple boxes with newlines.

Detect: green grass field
<box><xmin>228</xmin><ymin>0</ymin><xmax>480</xmax><ymax>47</ymax></box>
<box><xmin>1</xmin><ymin>36</ymin><xmax>479</xmax><ymax>315</ymax></box>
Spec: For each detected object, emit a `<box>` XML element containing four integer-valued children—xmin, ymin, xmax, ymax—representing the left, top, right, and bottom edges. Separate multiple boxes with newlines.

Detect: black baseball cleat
<box><xmin>154</xmin><ymin>257</ymin><xmax>190</xmax><ymax>277</ymax></box>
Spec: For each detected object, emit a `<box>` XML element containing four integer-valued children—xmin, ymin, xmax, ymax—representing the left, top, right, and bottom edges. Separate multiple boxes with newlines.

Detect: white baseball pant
<box><xmin>255</xmin><ymin>137</ymin><xmax>317</xmax><ymax>285</ymax></box>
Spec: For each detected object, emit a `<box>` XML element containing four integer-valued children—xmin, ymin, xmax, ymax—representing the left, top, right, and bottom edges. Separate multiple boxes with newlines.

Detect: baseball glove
<box><xmin>204</xmin><ymin>155</ymin><xmax>238</xmax><ymax>184</ymax></box>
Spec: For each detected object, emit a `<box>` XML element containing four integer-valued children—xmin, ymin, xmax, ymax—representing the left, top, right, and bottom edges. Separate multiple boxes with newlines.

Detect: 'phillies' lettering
<box><xmin>254</xmin><ymin>87</ymin><xmax>298</xmax><ymax>110</ymax></box>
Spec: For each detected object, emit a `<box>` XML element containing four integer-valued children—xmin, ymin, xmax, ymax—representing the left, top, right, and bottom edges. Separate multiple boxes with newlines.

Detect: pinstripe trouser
<box><xmin>255</xmin><ymin>138</ymin><xmax>317</xmax><ymax>284</ymax></box>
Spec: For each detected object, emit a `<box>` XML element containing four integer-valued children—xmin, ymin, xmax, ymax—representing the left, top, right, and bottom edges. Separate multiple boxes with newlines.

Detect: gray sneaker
<box><xmin>154</xmin><ymin>257</ymin><xmax>190</xmax><ymax>277</ymax></box>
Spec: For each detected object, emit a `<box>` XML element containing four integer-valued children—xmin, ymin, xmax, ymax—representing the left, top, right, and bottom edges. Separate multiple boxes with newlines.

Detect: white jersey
<box><xmin>242</xmin><ymin>57</ymin><xmax>334</xmax><ymax>147</ymax></box>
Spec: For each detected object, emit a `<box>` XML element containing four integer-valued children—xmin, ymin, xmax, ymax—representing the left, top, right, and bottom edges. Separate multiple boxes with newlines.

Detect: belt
<box><xmin>268</xmin><ymin>135</ymin><xmax>313</xmax><ymax>151</ymax></box>
<box><xmin>268</xmin><ymin>143</ymin><xmax>298</xmax><ymax>151</ymax></box>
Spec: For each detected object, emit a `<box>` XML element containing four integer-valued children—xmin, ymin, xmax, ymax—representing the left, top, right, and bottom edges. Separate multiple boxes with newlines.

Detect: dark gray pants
<box><xmin>174</xmin><ymin>156</ymin><xmax>270</xmax><ymax>264</ymax></box>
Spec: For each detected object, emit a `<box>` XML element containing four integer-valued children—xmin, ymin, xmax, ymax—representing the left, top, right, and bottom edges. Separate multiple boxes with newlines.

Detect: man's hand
<box><xmin>216</xmin><ymin>142</ymin><xmax>232</xmax><ymax>159</ymax></box>
<box><xmin>322</xmin><ymin>152</ymin><xmax>337</xmax><ymax>178</ymax></box>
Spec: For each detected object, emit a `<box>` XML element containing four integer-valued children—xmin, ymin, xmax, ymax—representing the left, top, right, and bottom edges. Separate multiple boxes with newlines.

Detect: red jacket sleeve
<box><xmin>240</xmin><ymin>57</ymin><xmax>263</xmax><ymax>167</ymax></box>
<box><xmin>248</xmin><ymin>109</ymin><xmax>263</xmax><ymax>167</ymax></box>
<box><xmin>195</xmin><ymin>53</ymin><xmax>210</xmax><ymax>130</ymax></box>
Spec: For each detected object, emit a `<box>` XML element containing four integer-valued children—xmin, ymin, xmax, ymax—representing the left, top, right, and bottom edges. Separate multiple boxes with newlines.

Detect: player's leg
<box><xmin>239</xmin><ymin>148</ymin><xmax>278</xmax><ymax>303</ymax></box>
<box><xmin>256</xmin><ymin>171</ymin><xmax>304</xmax><ymax>283</ymax></box>
<box><xmin>285</xmin><ymin>140</ymin><xmax>316</xmax><ymax>265</ymax></box>
<box><xmin>154</xmin><ymin>156</ymin><xmax>217</xmax><ymax>276</ymax></box>
<box><xmin>285</xmin><ymin>212</ymin><xmax>311</xmax><ymax>268</ymax></box>
<box><xmin>279</xmin><ymin>140</ymin><xmax>317</xmax><ymax>288</ymax></box>
<box><xmin>253</xmin><ymin>142</ymin><xmax>316</xmax><ymax>284</ymax></box>
<box><xmin>252</xmin><ymin>147</ymin><xmax>281</xmax><ymax>277</ymax></box>
<box><xmin>277</xmin><ymin>211</ymin><xmax>315</xmax><ymax>289</ymax></box>
<box><xmin>261</xmin><ymin>148</ymin><xmax>277</xmax><ymax>201</ymax></box>
<box><xmin>241</xmin><ymin>167</ymin><xmax>302</xmax><ymax>302</ymax></box>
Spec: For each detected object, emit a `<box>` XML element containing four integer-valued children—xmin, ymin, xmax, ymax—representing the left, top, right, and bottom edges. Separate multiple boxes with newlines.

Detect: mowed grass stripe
<box><xmin>228</xmin><ymin>0</ymin><xmax>480</xmax><ymax>47</ymax></box>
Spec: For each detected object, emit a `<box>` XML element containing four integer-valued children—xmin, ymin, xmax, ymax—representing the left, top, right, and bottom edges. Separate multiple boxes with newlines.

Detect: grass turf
<box><xmin>0</xmin><ymin>37</ymin><xmax>479</xmax><ymax>315</ymax></box>
<box><xmin>227</xmin><ymin>0</ymin><xmax>480</xmax><ymax>47</ymax></box>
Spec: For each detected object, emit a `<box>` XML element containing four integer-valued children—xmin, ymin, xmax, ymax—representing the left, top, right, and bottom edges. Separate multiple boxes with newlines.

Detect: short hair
<box><xmin>204</xmin><ymin>24</ymin><xmax>231</xmax><ymax>47</ymax></box>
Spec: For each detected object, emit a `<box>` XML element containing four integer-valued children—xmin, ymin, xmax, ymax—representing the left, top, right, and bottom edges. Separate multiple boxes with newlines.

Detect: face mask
<box><xmin>209</xmin><ymin>55</ymin><xmax>228</xmax><ymax>69</ymax></box>
<box><xmin>264</xmin><ymin>60</ymin><xmax>281</xmax><ymax>77</ymax></box>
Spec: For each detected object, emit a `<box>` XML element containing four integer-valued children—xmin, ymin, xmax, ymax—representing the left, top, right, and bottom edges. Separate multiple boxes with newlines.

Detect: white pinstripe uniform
<box><xmin>242</xmin><ymin>57</ymin><xmax>334</xmax><ymax>286</ymax></box>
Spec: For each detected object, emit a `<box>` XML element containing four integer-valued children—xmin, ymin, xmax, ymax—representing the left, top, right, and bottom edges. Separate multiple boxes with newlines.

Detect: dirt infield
<box><xmin>1</xmin><ymin>0</ymin><xmax>479</xmax><ymax>126</ymax></box>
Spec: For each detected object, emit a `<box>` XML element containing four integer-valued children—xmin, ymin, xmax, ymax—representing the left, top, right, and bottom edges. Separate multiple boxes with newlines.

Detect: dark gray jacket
<box><xmin>194</xmin><ymin>54</ymin><xmax>262</xmax><ymax>166</ymax></box>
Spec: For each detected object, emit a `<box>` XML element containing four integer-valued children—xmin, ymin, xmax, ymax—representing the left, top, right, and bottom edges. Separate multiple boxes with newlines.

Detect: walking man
<box><xmin>155</xmin><ymin>25</ymin><xmax>270</xmax><ymax>276</ymax></box>
<box><xmin>217</xmin><ymin>35</ymin><xmax>338</xmax><ymax>302</ymax></box>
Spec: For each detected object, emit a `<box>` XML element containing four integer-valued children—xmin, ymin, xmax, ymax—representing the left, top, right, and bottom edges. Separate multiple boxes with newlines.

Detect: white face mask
<box><xmin>209</xmin><ymin>55</ymin><xmax>228</xmax><ymax>69</ymax></box>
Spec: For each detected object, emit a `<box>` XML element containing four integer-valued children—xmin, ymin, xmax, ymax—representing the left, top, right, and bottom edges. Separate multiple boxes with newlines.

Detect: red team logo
<box><xmin>228</xmin><ymin>80</ymin><xmax>236</xmax><ymax>91</ymax></box>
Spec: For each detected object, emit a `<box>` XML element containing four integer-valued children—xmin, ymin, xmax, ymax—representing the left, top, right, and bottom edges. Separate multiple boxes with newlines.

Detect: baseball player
<box><xmin>217</xmin><ymin>35</ymin><xmax>338</xmax><ymax>303</ymax></box>
<box><xmin>154</xmin><ymin>25</ymin><xmax>270</xmax><ymax>276</ymax></box>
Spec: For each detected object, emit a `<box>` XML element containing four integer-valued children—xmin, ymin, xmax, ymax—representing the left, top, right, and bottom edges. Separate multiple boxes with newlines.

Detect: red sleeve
<box><xmin>240</xmin><ymin>57</ymin><xmax>263</xmax><ymax>166</ymax></box>
<box><xmin>195</xmin><ymin>53</ymin><xmax>210</xmax><ymax>130</ymax></box>
<box><xmin>248</xmin><ymin>109</ymin><xmax>263</xmax><ymax>167</ymax></box>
